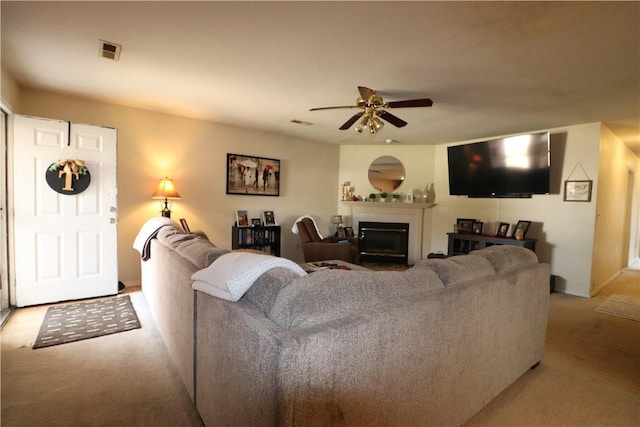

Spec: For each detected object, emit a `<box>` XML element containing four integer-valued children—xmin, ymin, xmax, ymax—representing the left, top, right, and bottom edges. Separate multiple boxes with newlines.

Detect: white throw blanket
<box><xmin>191</xmin><ymin>252</ymin><xmax>307</xmax><ymax>302</ymax></box>
<box><xmin>132</xmin><ymin>217</ymin><xmax>176</xmax><ymax>260</ymax></box>
<box><xmin>291</xmin><ymin>215</ymin><xmax>323</xmax><ymax>239</ymax></box>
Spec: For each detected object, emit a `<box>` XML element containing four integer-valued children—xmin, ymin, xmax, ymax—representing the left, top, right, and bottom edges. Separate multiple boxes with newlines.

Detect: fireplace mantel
<box><xmin>341</xmin><ymin>201</ymin><xmax>436</xmax><ymax>210</ymax></box>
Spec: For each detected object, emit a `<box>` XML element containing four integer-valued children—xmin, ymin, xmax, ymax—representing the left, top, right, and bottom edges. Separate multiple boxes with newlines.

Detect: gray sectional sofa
<box><xmin>138</xmin><ymin>222</ymin><xmax>550</xmax><ymax>426</ymax></box>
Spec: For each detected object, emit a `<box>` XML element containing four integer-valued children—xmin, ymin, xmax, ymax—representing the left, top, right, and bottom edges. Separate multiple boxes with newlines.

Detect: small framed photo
<box><xmin>344</xmin><ymin>226</ymin><xmax>354</xmax><ymax>238</ymax></box>
<box><xmin>236</xmin><ymin>210</ymin><xmax>249</xmax><ymax>227</ymax></box>
<box><xmin>457</xmin><ymin>218</ymin><xmax>475</xmax><ymax>234</ymax></box>
<box><xmin>226</xmin><ymin>153</ymin><xmax>280</xmax><ymax>196</ymax></box>
<box><xmin>251</xmin><ymin>218</ymin><xmax>262</xmax><ymax>227</ymax></box>
<box><xmin>179</xmin><ymin>218</ymin><xmax>191</xmax><ymax>233</ymax></box>
<box><xmin>496</xmin><ymin>222</ymin><xmax>510</xmax><ymax>237</ymax></box>
<box><xmin>262</xmin><ymin>210</ymin><xmax>277</xmax><ymax>226</ymax></box>
<box><xmin>513</xmin><ymin>220</ymin><xmax>531</xmax><ymax>238</ymax></box>
<box><xmin>564</xmin><ymin>180</ymin><xmax>592</xmax><ymax>202</ymax></box>
<box><xmin>472</xmin><ymin>221</ymin><xmax>483</xmax><ymax>234</ymax></box>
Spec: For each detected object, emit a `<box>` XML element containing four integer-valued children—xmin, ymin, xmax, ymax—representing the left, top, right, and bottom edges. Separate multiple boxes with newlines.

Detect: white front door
<box><xmin>12</xmin><ymin>115</ymin><xmax>118</xmax><ymax>307</ymax></box>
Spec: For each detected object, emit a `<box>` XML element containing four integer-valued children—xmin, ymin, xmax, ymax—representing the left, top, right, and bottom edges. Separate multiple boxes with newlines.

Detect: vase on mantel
<box><xmin>425</xmin><ymin>183</ymin><xmax>436</xmax><ymax>204</ymax></box>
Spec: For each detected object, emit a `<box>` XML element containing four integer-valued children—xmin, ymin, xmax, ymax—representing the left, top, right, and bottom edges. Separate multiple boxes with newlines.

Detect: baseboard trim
<box><xmin>122</xmin><ymin>279</ymin><xmax>142</xmax><ymax>288</ymax></box>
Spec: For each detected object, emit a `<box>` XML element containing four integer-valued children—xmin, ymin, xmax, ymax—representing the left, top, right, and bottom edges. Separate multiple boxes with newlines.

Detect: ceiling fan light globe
<box><xmin>372</xmin><ymin>117</ymin><xmax>384</xmax><ymax>132</ymax></box>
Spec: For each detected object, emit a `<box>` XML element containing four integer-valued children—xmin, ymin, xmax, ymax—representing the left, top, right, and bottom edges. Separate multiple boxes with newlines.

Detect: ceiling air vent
<box><xmin>99</xmin><ymin>40</ymin><xmax>122</xmax><ymax>61</ymax></box>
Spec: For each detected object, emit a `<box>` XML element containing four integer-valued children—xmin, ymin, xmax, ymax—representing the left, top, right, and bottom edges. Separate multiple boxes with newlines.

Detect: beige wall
<box><xmin>339</xmin><ymin>123</ymin><xmax>609</xmax><ymax>297</ymax></box>
<box><xmin>16</xmin><ymin>88</ymin><xmax>340</xmax><ymax>285</ymax></box>
<box><xmin>591</xmin><ymin>124</ymin><xmax>640</xmax><ymax>294</ymax></box>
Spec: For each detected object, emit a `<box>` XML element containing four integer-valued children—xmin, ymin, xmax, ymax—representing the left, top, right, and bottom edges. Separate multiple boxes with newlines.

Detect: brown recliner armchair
<box><xmin>296</xmin><ymin>217</ymin><xmax>360</xmax><ymax>264</ymax></box>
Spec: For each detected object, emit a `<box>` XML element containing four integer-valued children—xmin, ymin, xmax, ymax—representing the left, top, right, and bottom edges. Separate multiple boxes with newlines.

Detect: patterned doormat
<box><xmin>595</xmin><ymin>294</ymin><xmax>640</xmax><ymax>322</ymax></box>
<box><xmin>33</xmin><ymin>295</ymin><xmax>141</xmax><ymax>349</ymax></box>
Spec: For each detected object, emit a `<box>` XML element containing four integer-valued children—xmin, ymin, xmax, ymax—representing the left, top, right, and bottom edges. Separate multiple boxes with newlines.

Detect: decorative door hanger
<box><xmin>46</xmin><ymin>159</ymin><xmax>91</xmax><ymax>195</ymax></box>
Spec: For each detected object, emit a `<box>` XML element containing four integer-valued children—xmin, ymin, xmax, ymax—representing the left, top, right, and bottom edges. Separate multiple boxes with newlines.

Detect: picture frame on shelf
<box><xmin>563</xmin><ymin>180</ymin><xmax>592</xmax><ymax>202</ymax></box>
<box><xmin>513</xmin><ymin>220</ymin><xmax>531</xmax><ymax>239</ymax></box>
<box><xmin>456</xmin><ymin>218</ymin><xmax>475</xmax><ymax>233</ymax></box>
<box><xmin>262</xmin><ymin>210</ymin><xmax>277</xmax><ymax>226</ymax></box>
<box><xmin>496</xmin><ymin>222</ymin><xmax>510</xmax><ymax>237</ymax></box>
<box><xmin>472</xmin><ymin>221</ymin><xmax>483</xmax><ymax>234</ymax></box>
<box><xmin>179</xmin><ymin>218</ymin><xmax>191</xmax><ymax>233</ymax></box>
<box><xmin>236</xmin><ymin>210</ymin><xmax>249</xmax><ymax>227</ymax></box>
<box><xmin>226</xmin><ymin>153</ymin><xmax>280</xmax><ymax>196</ymax></box>
<box><xmin>251</xmin><ymin>218</ymin><xmax>262</xmax><ymax>227</ymax></box>
<box><xmin>344</xmin><ymin>226</ymin><xmax>354</xmax><ymax>238</ymax></box>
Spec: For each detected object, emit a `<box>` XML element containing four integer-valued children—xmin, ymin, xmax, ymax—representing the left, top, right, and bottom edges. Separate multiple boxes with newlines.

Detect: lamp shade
<box><xmin>331</xmin><ymin>215</ymin><xmax>343</xmax><ymax>225</ymax></box>
<box><xmin>151</xmin><ymin>177</ymin><xmax>181</xmax><ymax>200</ymax></box>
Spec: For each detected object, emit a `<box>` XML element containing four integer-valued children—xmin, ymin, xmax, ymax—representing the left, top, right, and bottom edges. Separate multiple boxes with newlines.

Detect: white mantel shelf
<box><xmin>340</xmin><ymin>201</ymin><xmax>437</xmax><ymax>209</ymax></box>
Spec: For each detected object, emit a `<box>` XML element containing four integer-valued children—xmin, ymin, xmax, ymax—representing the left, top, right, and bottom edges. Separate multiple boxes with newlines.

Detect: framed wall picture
<box><xmin>496</xmin><ymin>222</ymin><xmax>510</xmax><ymax>237</ymax></box>
<box><xmin>564</xmin><ymin>180</ymin><xmax>592</xmax><ymax>202</ymax></box>
<box><xmin>456</xmin><ymin>218</ymin><xmax>475</xmax><ymax>234</ymax></box>
<box><xmin>236</xmin><ymin>210</ymin><xmax>249</xmax><ymax>227</ymax></box>
<box><xmin>262</xmin><ymin>210</ymin><xmax>277</xmax><ymax>226</ymax></box>
<box><xmin>226</xmin><ymin>153</ymin><xmax>280</xmax><ymax>196</ymax></box>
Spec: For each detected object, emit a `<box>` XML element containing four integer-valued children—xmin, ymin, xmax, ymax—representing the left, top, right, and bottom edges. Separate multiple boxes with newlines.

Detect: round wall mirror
<box><xmin>368</xmin><ymin>156</ymin><xmax>405</xmax><ymax>192</ymax></box>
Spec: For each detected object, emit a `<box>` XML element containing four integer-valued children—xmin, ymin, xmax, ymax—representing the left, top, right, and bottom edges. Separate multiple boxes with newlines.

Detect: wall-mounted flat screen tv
<box><xmin>447</xmin><ymin>132</ymin><xmax>550</xmax><ymax>198</ymax></box>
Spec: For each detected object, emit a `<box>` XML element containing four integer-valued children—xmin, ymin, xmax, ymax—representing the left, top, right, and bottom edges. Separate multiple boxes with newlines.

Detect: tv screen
<box><xmin>447</xmin><ymin>132</ymin><xmax>550</xmax><ymax>198</ymax></box>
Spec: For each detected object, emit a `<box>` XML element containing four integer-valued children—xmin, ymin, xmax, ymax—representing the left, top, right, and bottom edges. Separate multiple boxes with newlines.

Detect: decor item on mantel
<box><xmin>340</xmin><ymin>181</ymin><xmax>354</xmax><ymax>201</ymax></box>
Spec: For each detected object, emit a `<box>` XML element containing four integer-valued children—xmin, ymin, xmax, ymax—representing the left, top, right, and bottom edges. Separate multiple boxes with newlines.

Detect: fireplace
<box><xmin>358</xmin><ymin>221</ymin><xmax>409</xmax><ymax>265</ymax></box>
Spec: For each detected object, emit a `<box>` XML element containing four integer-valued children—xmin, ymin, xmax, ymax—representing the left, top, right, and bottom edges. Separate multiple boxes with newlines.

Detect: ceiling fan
<box><xmin>310</xmin><ymin>86</ymin><xmax>433</xmax><ymax>134</ymax></box>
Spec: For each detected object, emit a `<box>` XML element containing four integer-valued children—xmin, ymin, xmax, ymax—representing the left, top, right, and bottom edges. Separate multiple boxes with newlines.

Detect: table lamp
<box><xmin>151</xmin><ymin>177</ymin><xmax>181</xmax><ymax>218</ymax></box>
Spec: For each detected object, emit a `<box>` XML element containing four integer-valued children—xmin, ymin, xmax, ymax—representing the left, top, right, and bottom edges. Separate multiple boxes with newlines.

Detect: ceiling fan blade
<box><xmin>376</xmin><ymin>110</ymin><xmax>408</xmax><ymax>128</ymax></box>
<box><xmin>339</xmin><ymin>112</ymin><xmax>364</xmax><ymax>130</ymax></box>
<box><xmin>310</xmin><ymin>105</ymin><xmax>359</xmax><ymax>111</ymax></box>
<box><xmin>357</xmin><ymin>86</ymin><xmax>376</xmax><ymax>103</ymax></box>
<box><xmin>386</xmin><ymin>98</ymin><xmax>433</xmax><ymax>108</ymax></box>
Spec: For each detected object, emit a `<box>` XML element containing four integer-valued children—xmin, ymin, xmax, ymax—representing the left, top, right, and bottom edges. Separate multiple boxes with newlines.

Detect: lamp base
<box><xmin>161</xmin><ymin>198</ymin><xmax>171</xmax><ymax>218</ymax></box>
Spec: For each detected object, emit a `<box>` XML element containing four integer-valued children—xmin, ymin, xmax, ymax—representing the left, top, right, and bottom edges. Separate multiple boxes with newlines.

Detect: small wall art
<box><xmin>227</xmin><ymin>153</ymin><xmax>280</xmax><ymax>196</ymax></box>
<box><xmin>564</xmin><ymin>180</ymin><xmax>592</xmax><ymax>202</ymax></box>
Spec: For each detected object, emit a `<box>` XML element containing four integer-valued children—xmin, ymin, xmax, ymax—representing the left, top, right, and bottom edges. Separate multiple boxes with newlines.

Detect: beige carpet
<box><xmin>2</xmin><ymin>271</ymin><xmax>639</xmax><ymax>426</ymax></box>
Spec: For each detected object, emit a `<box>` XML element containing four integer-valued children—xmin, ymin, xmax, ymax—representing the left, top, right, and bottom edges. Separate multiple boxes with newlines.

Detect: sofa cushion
<box><xmin>268</xmin><ymin>268</ymin><xmax>444</xmax><ymax>329</ymax></box>
<box><xmin>471</xmin><ymin>245</ymin><xmax>538</xmax><ymax>274</ymax></box>
<box><xmin>414</xmin><ymin>254</ymin><xmax>495</xmax><ymax>286</ymax></box>
<box><xmin>242</xmin><ymin>267</ymin><xmax>302</xmax><ymax>315</ymax></box>
<box><xmin>157</xmin><ymin>225</ymin><xmax>229</xmax><ymax>269</ymax></box>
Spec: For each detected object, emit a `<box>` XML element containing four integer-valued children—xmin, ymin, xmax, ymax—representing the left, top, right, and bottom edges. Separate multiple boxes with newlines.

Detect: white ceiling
<box><xmin>2</xmin><ymin>1</ymin><xmax>639</xmax><ymax>152</ymax></box>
